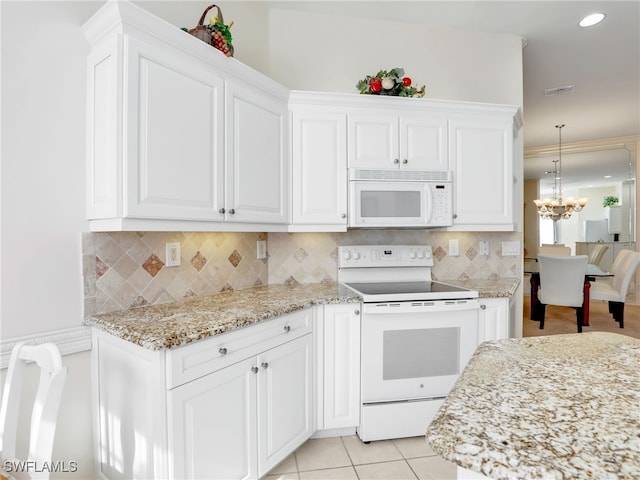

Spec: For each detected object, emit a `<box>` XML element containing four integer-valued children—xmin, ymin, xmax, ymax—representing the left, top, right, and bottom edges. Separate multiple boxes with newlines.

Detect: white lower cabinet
<box><xmin>316</xmin><ymin>304</ymin><xmax>361</xmax><ymax>432</ymax></box>
<box><xmin>92</xmin><ymin>309</ymin><xmax>313</xmax><ymax>480</ymax></box>
<box><xmin>169</xmin><ymin>357</ymin><xmax>258</xmax><ymax>480</ymax></box>
<box><xmin>478</xmin><ymin>297</ymin><xmax>512</xmax><ymax>343</ymax></box>
<box><xmin>169</xmin><ymin>334</ymin><xmax>313</xmax><ymax>479</ymax></box>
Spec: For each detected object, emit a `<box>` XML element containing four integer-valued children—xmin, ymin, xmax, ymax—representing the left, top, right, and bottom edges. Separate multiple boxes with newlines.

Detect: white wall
<box><xmin>0</xmin><ymin>2</ymin><xmax>523</xmax><ymax>478</ymax></box>
<box><xmin>265</xmin><ymin>7</ymin><xmax>523</xmax><ymax>106</ymax></box>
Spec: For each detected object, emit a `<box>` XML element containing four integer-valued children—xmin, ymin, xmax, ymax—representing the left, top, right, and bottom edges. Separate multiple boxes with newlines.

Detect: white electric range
<box><xmin>338</xmin><ymin>245</ymin><xmax>480</xmax><ymax>442</ymax></box>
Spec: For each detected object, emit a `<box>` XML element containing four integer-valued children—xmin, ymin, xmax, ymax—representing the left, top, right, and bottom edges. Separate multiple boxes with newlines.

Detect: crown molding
<box><xmin>524</xmin><ymin>135</ymin><xmax>640</xmax><ymax>159</ymax></box>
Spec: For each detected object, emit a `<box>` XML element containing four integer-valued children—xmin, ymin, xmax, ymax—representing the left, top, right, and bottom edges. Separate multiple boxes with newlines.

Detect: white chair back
<box><xmin>610</xmin><ymin>250</ymin><xmax>635</xmax><ymax>289</ymax></box>
<box><xmin>0</xmin><ymin>343</ymin><xmax>67</xmax><ymax>480</ymax></box>
<box><xmin>588</xmin><ymin>244</ymin><xmax>609</xmax><ymax>266</ymax></box>
<box><xmin>539</xmin><ymin>245</ymin><xmax>571</xmax><ymax>256</ymax></box>
<box><xmin>538</xmin><ymin>254</ymin><xmax>588</xmax><ymax>307</ymax></box>
<box><xmin>611</xmin><ymin>250</ymin><xmax>640</xmax><ymax>294</ymax></box>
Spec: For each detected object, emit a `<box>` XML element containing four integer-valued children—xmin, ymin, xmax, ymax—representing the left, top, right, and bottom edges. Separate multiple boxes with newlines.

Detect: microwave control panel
<box><xmin>429</xmin><ymin>183</ymin><xmax>453</xmax><ymax>226</ymax></box>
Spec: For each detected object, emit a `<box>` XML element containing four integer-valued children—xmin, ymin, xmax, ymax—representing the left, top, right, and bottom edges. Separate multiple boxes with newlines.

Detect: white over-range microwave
<box><xmin>348</xmin><ymin>169</ymin><xmax>453</xmax><ymax>228</ymax></box>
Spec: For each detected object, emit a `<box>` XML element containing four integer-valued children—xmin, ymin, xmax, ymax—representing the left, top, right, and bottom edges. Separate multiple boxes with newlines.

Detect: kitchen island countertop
<box><xmin>427</xmin><ymin>332</ymin><xmax>640</xmax><ymax>479</ymax></box>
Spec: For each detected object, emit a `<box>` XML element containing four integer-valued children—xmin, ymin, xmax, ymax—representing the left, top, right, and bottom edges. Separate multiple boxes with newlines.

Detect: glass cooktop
<box><xmin>343</xmin><ymin>280</ymin><xmax>478</xmax><ymax>302</ymax></box>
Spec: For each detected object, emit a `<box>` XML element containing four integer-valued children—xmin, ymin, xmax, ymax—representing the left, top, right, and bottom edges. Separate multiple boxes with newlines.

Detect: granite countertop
<box><xmin>84</xmin><ymin>278</ymin><xmax>517</xmax><ymax>352</ymax></box>
<box><xmin>427</xmin><ymin>332</ymin><xmax>640</xmax><ymax>479</ymax></box>
<box><xmin>84</xmin><ymin>283</ymin><xmax>360</xmax><ymax>351</ymax></box>
<box><xmin>444</xmin><ymin>278</ymin><xmax>520</xmax><ymax>298</ymax></box>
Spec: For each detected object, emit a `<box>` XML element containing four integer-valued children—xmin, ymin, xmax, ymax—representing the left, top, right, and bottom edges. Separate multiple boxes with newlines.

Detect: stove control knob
<box><xmin>409</xmin><ymin>252</ymin><xmax>416</xmax><ymax>259</ymax></box>
<box><xmin>353</xmin><ymin>252</ymin><xmax>361</xmax><ymax>260</ymax></box>
<box><xmin>343</xmin><ymin>251</ymin><xmax>352</xmax><ymax>260</ymax></box>
<box><xmin>424</xmin><ymin>251</ymin><xmax>432</xmax><ymax>259</ymax></box>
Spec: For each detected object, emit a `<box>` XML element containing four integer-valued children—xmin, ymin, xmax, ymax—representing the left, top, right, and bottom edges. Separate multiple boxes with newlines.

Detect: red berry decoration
<box><xmin>402</xmin><ymin>77</ymin><xmax>412</xmax><ymax>86</ymax></box>
<box><xmin>370</xmin><ymin>78</ymin><xmax>382</xmax><ymax>93</ymax></box>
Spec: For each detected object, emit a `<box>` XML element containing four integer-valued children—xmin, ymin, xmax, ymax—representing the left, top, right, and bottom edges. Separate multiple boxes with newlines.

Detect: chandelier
<box><xmin>533</xmin><ymin>124</ymin><xmax>588</xmax><ymax>221</ymax></box>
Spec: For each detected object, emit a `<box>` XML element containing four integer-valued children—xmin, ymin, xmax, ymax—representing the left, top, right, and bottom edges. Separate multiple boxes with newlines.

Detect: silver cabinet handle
<box><xmin>251</xmin><ymin>366</ymin><xmax>259</xmax><ymax>374</ymax></box>
<box><xmin>218</xmin><ymin>208</ymin><xmax>225</xmax><ymax>214</ymax></box>
<box><xmin>261</xmin><ymin>362</ymin><xmax>269</xmax><ymax>369</ymax></box>
<box><xmin>341</xmin><ymin>213</ymin><xmax>347</xmax><ymax>218</ymax></box>
<box><xmin>393</xmin><ymin>158</ymin><xmax>400</xmax><ymax>164</ymax></box>
<box><xmin>219</xmin><ymin>347</ymin><xmax>228</xmax><ymax>355</ymax></box>
<box><xmin>402</xmin><ymin>159</ymin><xmax>408</xmax><ymax>164</ymax></box>
<box><xmin>480</xmin><ymin>304</ymin><xmax>487</xmax><ymax>310</ymax></box>
<box><xmin>354</xmin><ymin>310</ymin><xmax>360</xmax><ymax>315</ymax></box>
<box><xmin>453</xmin><ymin>214</ymin><xmax>458</xmax><ymax>219</ymax></box>
<box><xmin>283</xmin><ymin>325</ymin><xmax>291</xmax><ymax>333</ymax></box>
<box><xmin>228</xmin><ymin>208</ymin><xmax>236</xmax><ymax>214</ymax></box>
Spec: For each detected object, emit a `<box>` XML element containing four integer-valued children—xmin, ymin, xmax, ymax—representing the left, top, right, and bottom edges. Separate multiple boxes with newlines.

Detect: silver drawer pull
<box><xmin>218</xmin><ymin>347</ymin><xmax>228</xmax><ymax>355</ymax></box>
<box><xmin>218</xmin><ymin>208</ymin><xmax>225</xmax><ymax>214</ymax></box>
<box><xmin>480</xmin><ymin>304</ymin><xmax>487</xmax><ymax>310</ymax></box>
<box><xmin>354</xmin><ymin>310</ymin><xmax>360</xmax><ymax>315</ymax></box>
<box><xmin>251</xmin><ymin>366</ymin><xmax>258</xmax><ymax>374</ymax></box>
<box><xmin>261</xmin><ymin>362</ymin><xmax>269</xmax><ymax>369</ymax></box>
<box><xmin>283</xmin><ymin>325</ymin><xmax>291</xmax><ymax>333</ymax></box>
<box><xmin>228</xmin><ymin>208</ymin><xmax>236</xmax><ymax>214</ymax></box>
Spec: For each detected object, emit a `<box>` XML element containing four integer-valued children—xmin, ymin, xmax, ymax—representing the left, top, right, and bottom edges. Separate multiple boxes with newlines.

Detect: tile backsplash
<box><xmin>82</xmin><ymin>230</ymin><xmax>521</xmax><ymax>316</ymax></box>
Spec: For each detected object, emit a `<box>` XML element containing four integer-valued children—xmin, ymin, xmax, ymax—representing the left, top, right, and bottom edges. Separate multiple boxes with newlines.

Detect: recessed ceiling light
<box><xmin>579</xmin><ymin>13</ymin><xmax>605</xmax><ymax>27</ymax></box>
<box><xmin>604</xmin><ymin>175</ymin><xmax>612</xmax><ymax>179</ymax></box>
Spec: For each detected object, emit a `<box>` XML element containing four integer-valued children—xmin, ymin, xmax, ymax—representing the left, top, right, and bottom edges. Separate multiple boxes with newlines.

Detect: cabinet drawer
<box><xmin>166</xmin><ymin>308</ymin><xmax>313</xmax><ymax>389</ymax></box>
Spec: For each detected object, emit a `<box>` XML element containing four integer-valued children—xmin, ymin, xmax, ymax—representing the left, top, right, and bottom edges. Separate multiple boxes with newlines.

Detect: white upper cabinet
<box><xmin>123</xmin><ymin>37</ymin><xmax>225</xmax><ymax>222</ymax></box>
<box><xmin>290</xmin><ymin>93</ymin><xmax>348</xmax><ymax>230</ymax></box>
<box><xmin>449</xmin><ymin>114</ymin><xmax>517</xmax><ymax>230</ymax></box>
<box><xmin>225</xmin><ymin>80</ymin><xmax>288</xmax><ymax>224</ymax></box>
<box><xmin>348</xmin><ymin>111</ymin><xmax>447</xmax><ymax>170</ymax></box>
<box><xmin>83</xmin><ymin>1</ymin><xmax>289</xmax><ymax>232</ymax></box>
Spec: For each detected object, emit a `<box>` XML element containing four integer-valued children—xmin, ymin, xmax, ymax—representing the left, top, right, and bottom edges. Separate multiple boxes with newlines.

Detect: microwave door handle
<box><xmin>425</xmin><ymin>185</ymin><xmax>433</xmax><ymax>223</ymax></box>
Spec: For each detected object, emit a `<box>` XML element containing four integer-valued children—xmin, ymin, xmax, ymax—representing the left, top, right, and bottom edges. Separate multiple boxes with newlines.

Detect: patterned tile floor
<box><xmin>265</xmin><ymin>435</ymin><xmax>455</xmax><ymax>480</ymax></box>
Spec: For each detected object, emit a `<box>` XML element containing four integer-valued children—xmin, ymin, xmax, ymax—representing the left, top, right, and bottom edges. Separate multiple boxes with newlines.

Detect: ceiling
<box><xmin>264</xmin><ymin>0</ymin><xmax>640</xmax><ymax>191</ymax></box>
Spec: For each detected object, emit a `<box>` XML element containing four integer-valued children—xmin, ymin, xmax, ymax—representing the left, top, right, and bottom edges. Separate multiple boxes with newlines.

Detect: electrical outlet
<box><xmin>448</xmin><ymin>239</ymin><xmax>459</xmax><ymax>257</ymax></box>
<box><xmin>502</xmin><ymin>241</ymin><xmax>521</xmax><ymax>256</ymax></box>
<box><xmin>165</xmin><ymin>242</ymin><xmax>181</xmax><ymax>267</ymax></box>
<box><xmin>479</xmin><ymin>240</ymin><xmax>490</xmax><ymax>256</ymax></box>
<box><xmin>257</xmin><ymin>240</ymin><xmax>267</xmax><ymax>260</ymax></box>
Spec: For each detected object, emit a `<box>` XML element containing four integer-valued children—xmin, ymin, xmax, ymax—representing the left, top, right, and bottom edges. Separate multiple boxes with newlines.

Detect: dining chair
<box><xmin>588</xmin><ymin>244</ymin><xmax>609</xmax><ymax>267</ymax></box>
<box><xmin>537</xmin><ymin>254</ymin><xmax>588</xmax><ymax>332</ymax></box>
<box><xmin>538</xmin><ymin>245</ymin><xmax>572</xmax><ymax>256</ymax></box>
<box><xmin>590</xmin><ymin>250</ymin><xmax>640</xmax><ymax>328</ymax></box>
<box><xmin>0</xmin><ymin>343</ymin><xmax>67</xmax><ymax>480</ymax></box>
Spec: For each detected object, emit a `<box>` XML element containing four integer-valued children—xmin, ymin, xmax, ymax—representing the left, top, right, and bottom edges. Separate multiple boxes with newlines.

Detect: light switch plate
<box><xmin>502</xmin><ymin>241</ymin><xmax>520</xmax><ymax>256</ymax></box>
<box><xmin>448</xmin><ymin>239</ymin><xmax>459</xmax><ymax>257</ymax></box>
<box><xmin>165</xmin><ymin>242</ymin><xmax>181</xmax><ymax>267</ymax></box>
<box><xmin>257</xmin><ymin>240</ymin><xmax>267</xmax><ymax>259</ymax></box>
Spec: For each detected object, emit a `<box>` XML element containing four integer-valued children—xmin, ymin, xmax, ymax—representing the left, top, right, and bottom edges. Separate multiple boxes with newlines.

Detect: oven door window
<box><xmin>383</xmin><ymin>327</ymin><xmax>459</xmax><ymax>380</ymax></box>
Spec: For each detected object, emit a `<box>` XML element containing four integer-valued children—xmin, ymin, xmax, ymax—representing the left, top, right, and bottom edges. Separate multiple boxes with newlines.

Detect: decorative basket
<box><xmin>188</xmin><ymin>4</ymin><xmax>234</xmax><ymax>57</ymax></box>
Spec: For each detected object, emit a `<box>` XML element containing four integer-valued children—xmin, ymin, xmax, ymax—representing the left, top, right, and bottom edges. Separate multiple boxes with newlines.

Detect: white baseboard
<box><xmin>1</xmin><ymin>325</ymin><xmax>92</xmax><ymax>368</ymax></box>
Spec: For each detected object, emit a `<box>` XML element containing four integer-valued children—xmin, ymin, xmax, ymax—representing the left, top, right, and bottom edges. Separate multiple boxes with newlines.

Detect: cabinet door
<box><xmin>257</xmin><ymin>334</ymin><xmax>313</xmax><ymax>476</ymax></box>
<box><xmin>124</xmin><ymin>37</ymin><xmax>225</xmax><ymax>221</ymax></box>
<box><xmin>399</xmin><ymin>115</ymin><xmax>448</xmax><ymax>170</ymax></box>
<box><xmin>321</xmin><ymin>305</ymin><xmax>361</xmax><ymax>430</ymax></box>
<box><xmin>291</xmin><ymin>111</ymin><xmax>347</xmax><ymax>226</ymax></box>
<box><xmin>225</xmin><ymin>81</ymin><xmax>288</xmax><ymax>224</ymax></box>
<box><xmin>449</xmin><ymin>117</ymin><xmax>514</xmax><ymax>229</ymax></box>
<box><xmin>348</xmin><ymin>113</ymin><xmax>399</xmax><ymax>169</ymax></box>
<box><xmin>168</xmin><ymin>357</ymin><xmax>258</xmax><ymax>480</ymax></box>
<box><xmin>478</xmin><ymin>298</ymin><xmax>510</xmax><ymax>343</ymax></box>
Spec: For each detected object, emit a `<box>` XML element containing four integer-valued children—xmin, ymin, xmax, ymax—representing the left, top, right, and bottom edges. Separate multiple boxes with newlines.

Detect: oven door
<box><xmin>349</xmin><ymin>181</ymin><xmax>431</xmax><ymax>227</ymax></box>
<box><xmin>361</xmin><ymin>299</ymin><xmax>479</xmax><ymax>403</ymax></box>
